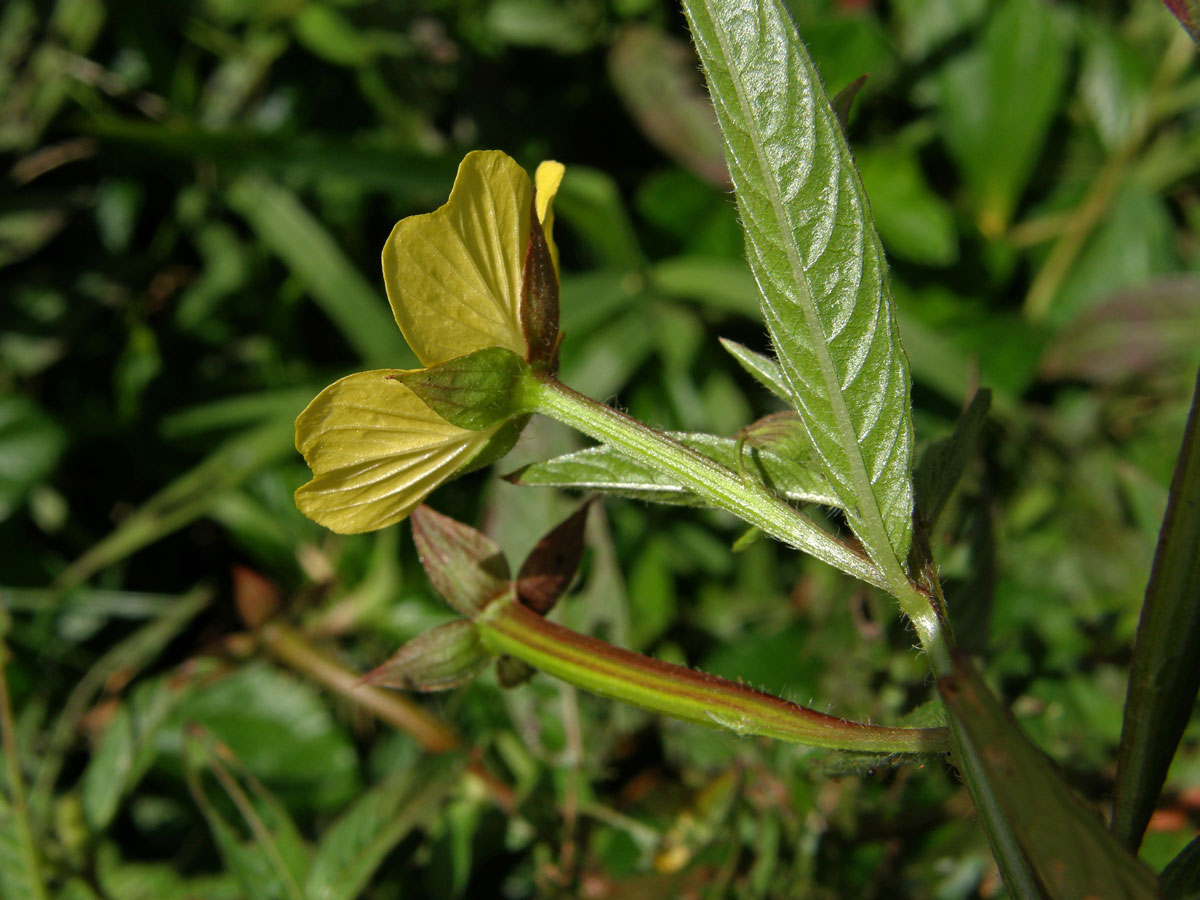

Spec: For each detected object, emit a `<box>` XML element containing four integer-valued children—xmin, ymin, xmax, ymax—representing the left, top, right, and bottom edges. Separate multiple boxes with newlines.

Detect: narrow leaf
<box><xmin>683</xmin><ymin>0</ymin><xmax>916</xmax><ymax>584</ymax></box>
<box><xmin>226</xmin><ymin>175</ymin><xmax>415</xmax><ymax>370</ymax></box>
<box><xmin>1161</xmin><ymin>833</ymin><xmax>1200</xmax><ymax>899</ymax></box>
<box><xmin>719</xmin><ymin>338</ymin><xmax>792</xmax><ymax>402</ymax></box>
<box><xmin>305</xmin><ymin>757</ymin><xmax>464</xmax><ymax>900</ymax></box>
<box><xmin>939</xmin><ymin>655</ymin><xmax>1158</xmax><ymax>899</ymax></box>
<box><xmin>363</xmin><ymin>620</ymin><xmax>489</xmax><ymax>692</ymax></box>
<box><xmin>1113</xmin><ymin>365</ymin><xmax>1200</xmax><ymax>850</ymax></box>
<box><xmin>516</xmin><ymin>502</ymin><xmax>591</xmax><ymax>615</ymax></box>
<box><xmin>830</xmin><ymin>74</ymin><xmax>868</xmax><ymax>131</ymax></box>
<box><xmin>410</xmin><ymin>505</ymin><xmax>511</xmax><ymax>616</ymax></box>
<box><xmin>81</xmin><ymin>675</ymin><xmax>195</xmax><ymax>832</ymax></box>
<box><xmin>506</xmin><ymin>431</ymin><xmax>840</xmax><ymax>509</ymax></box>
<box><xmin>913</xmin><ymin>388</ymin><xmax>991</xmax><ymax>531</ymax></box>
<box><xmin>936</xmin><ymin>0</ymin><xmax>1068</xmax><ymax>236</ymax></box>
<box><xmin>183</xmin><ymin>729</ymin><xmax>309</xmax><ymax>900</ymax></box>
<box><xmin>608</xmin><ymin>23</ymin><xmax>729</xmax><ymax>187</ymax></box>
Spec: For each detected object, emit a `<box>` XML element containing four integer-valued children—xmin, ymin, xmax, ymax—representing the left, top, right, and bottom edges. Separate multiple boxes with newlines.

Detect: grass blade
<box><xmin>1112</xmin><ymin>365</ymin><xmax>1200</xmax><ymax>849</ymax></box>
<box><xmin>682</xmin><ymin>0</ymin><xmax>915</xmax><ymax>589</ymax></box>
<box><xmin>226</xmin><ymin>175</ymin><xmax>415</xmax><ymax>370</ymax></box>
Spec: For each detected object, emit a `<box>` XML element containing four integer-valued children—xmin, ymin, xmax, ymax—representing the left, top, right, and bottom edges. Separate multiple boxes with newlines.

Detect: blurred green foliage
<box><xmin>2</xmin><ymin>0</ymin><xmax>1199</xmax><ymax>896</ymax></box>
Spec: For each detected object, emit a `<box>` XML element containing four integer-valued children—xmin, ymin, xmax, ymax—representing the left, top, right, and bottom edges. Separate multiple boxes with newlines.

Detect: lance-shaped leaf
<box><xmin>396</xmin><ymin>347</ymin><xmax>526</xmax><ymax>431</ymax></box>
<box><xmin>719</xmin><ymin>338</ymin><xmax>792</xmax><ymax>403</ymax></box>
<box><xmin>506</xmin><ymin>431</ymin><xmax>840</xmax><ymax>509</ymax></box>
<box><xmin>683</xmin><ymin>0</ymin><xmax>916</xmax><ymax>583</ymax></box>
<box><xmin>939</xmin><ymin>655</ymin><xmax>1158</xmax><ymax>899</ymax></box>
<box><xmin>516</xmin><ymin>502</ymin><xmax>591</xmax><ymax>615</ymax></box>
<box><xmin>1112</xmin><ymin>366</ymin><xmax>1200</xmax><ymax>850</ymax></box>
<box><xmin>1161</xmin><ymin>834</ymin><xmax>1200</xmax><ymax>899</ymax></box>
<box><xmin>410</xmin><ymin>505</ymin><xmax>510</xmax><ymax>616</ymax></box>
<box><xmin>913</xmin><ymin>389</ymin><xmax>991</xmax><ymax>532</ymax></box>
<box><xmin>363</xmin><ymin>620</ymin><xmax>489</xmax><ymax>692</ymax></box>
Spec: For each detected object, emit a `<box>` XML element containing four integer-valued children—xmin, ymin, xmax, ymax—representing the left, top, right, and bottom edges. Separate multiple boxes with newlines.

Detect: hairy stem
<box><xmin>521</xmin><ymin>373</ymin><xmax>888</xmax><ymax>591</ymax></box>
<box><xmin>476</xmin><ymin>597</ymin><xmax>950</xmax><ymax>755</ymax></box>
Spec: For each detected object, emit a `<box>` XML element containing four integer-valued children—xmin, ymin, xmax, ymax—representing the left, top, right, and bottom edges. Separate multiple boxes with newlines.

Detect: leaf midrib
<box><xmin>702</xmin><ymin>0</ymin><xmax>905</xmax><ymax>588</ymax></box>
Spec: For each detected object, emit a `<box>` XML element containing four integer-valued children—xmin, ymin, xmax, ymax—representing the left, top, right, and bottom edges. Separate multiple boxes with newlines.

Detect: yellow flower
<box><xmin>294</xmin><ymin>150</ymin><xmax>565</xmax><ymax>534</ymax></box>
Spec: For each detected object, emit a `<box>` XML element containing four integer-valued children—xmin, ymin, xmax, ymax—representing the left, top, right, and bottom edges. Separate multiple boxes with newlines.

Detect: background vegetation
<box><xmin>2</xmin><ymin>0</ymin><xmax>1199</xmax><ymax>896</ymax></box>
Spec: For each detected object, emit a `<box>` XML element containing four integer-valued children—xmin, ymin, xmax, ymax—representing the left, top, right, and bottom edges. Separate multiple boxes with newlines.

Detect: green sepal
<box><xmin>462</xmin><ymin>414</ymin><xmax>530</xmax><ymax>475</ymax></box>
<box><xmin>397</xmin><ymin>347</ymin><xmax>527</xmax><ymax>431</ymax></box>
<box><xmin>363</xmin><ymin>620</ymin><xmax>489</xmax><ymax>692</ymax></box>
<box><xmin>410</xmin><ymin>505</ymin><xmax>511</xmax><ymax>617</ymax></box>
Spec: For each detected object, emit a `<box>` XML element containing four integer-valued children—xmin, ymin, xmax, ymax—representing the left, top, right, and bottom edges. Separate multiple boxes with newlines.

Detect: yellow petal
<box><xmin>535</xmin><ymin>160</ymin><xmax>565</xmax><ymax>275</ymax></box>
<box><xmin>382</xmin><ymin>150</ymin><xmax>530</xmax><ymax>368</ymax></box>
<box><xmin>294</xmin><ymin>370</ymin><xmax>496</xmax><ymax>534</ymax></box>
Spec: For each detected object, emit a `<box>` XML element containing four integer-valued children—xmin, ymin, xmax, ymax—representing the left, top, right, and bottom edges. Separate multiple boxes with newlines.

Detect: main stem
<box><xmin>476</xmin><ymin>597</ymin><xmax>949</xmax><ymax>755</ymax></box>
<box><xmin>520</xmin><ymin>372</ymin><xmax>953</xmax><ymax>671</ymax></box>
<box><xmin>521</xmin><ymin>374</ymin><xmax>887</xmax><ymax>590</ymax></box>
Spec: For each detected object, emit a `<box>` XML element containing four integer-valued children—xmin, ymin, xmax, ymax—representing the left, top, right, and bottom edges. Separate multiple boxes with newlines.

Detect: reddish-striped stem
<box><xmin>476</xmin><ymin>597</ymin><xmax>949</xmax><ymax>755</ymax></box>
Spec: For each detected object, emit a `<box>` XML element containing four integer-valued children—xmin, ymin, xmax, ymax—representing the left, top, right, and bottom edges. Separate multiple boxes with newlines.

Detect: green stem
<box><xmin>476</xmin><ymin>597</ymin><xmax>949</xmax><ymax>755</ymax></box>
<box><xmin>521</xmin><ymin>373</ymin><xmax>952</xmax><ymax>665</ymax></box>
<box><xmin>520</xmin><ymin>373</ymin><xmax>889</xmax><ymax>592</ymax></box>
<box><xmin>0</xmin><ymin>629</ymin><xmax>50</xmax><ymax>900</ymax></box>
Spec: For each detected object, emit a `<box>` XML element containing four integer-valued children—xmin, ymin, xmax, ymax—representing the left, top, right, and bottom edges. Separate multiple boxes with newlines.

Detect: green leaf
<box><xmin>183</xmin><ymin>729</ymin><xmax>309</xmax><ymax>900</ymax></box>
<box><xmin>0</xmin><ymin>395</ymin><xmax>64</xmax><ymax>523</ymax></box>
<box><xmin>291</xmin><ymin>5</ymin><xmax>374</xmax><ymax>67</ymax></box>
<box><xmin>552</xmin><ymin>167</ymin><xmax>644</xmax><ymax>271</ymax></box>
<box><xmin>506</xmin><ymin>430</ymin><xmax>840</xmax><ymax>509</ymax></box>
<box><xmin>81</xmin><ymin>676</ymin><xmax>192</xmax><ymax>831</ymax></box>
<box><xmin>936</xmin><ymin>0</ymin><xmax>1069</xmax><ymax>236</ymax></box>
<box><xmin>94</xmin><ymin>842</ymin><xmax>240</xmax><ymax>900</ymax></box>
<box><xmin>304</xmin><ymin>757</ymin><xmax>464</xmax><ymax>900</ymax></box>
<box><xmin>681</xmin><ymin>0</ymin><xmax>916</xmax><ymax>583</ymax></box>
<box><xmin>855</xmin><ymin>144</ymin><xmax>958</xmax><ymax>267</ymax></box>
<box><xmin>410</xmin><ymin>505</ymin><xmax>511</xmax><ymax>617</ymax></box>
<box><xmin>1162</xmin><ymin>833</ymin><xmax>1200</xmax><ymax>900</ymax></box>
<box><xmin>1112</xmin><ymin>366</ymin><xmax>1200</xmax><ymax>850</ymax></box>
<box><xmin>55</xmin><ymin>419</ymin><xmax>295</xmax><ymax>590</ymax></box>
<box><xmin>27</xmin><ymin>589</ymin><xmax>210</xmax><ymax>826</ymax></box>
<box><xmin>1040</xmin><ymin>277</ymin><xmax>1200</xmax><ymax>386</ymax></box>
<box><xmin>718</xmin><ymin>338</ymin><xmax>791</xmax><ymax>402</ymax></box>
<box><xmin>167</xmin><ymin>663</ymin><xmax>360</xmax><ymax>813</ymax></box>
<box><xmin>608</xmin><ymin>24</ymin><xmax>728</xmax><ymax>187</ymax></box>
<box><xmin>226</xmin><ymin>175</ymin><xmax>415</xmax><ymax>370</ymax></box>
<box><xmin>913</xmin><ymin>388</ymin><xmax>991</xmax><ymax>532</ymax></box>
<box><xmin>939</xmin><ymin>655</ymin><xmax>1158</xmax><ymax>899</ymax></box>
<box><xmin>652</xmin><ymin>257</ymin><xmax>761</xmax><ymax>318</ymax></box>
<box><xmin>397</xmin><ymin>347</ymin><xmax>527</xmax><ymax>431</ymax></box>
<box><xmin>363</xmin><ymin>620</ymin><xmax>489</xmax><ymax>692</ymax></box>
